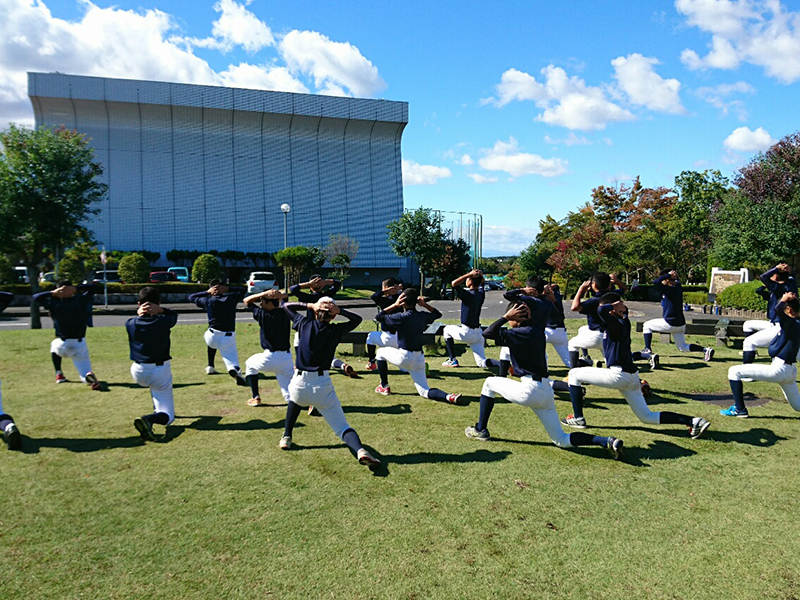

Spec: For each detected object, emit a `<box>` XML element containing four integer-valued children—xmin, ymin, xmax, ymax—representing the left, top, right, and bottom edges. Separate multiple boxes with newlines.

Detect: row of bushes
<box><xmin>0</xmin><ymin>282</ymin><xmax>211</xmax><ymax>295</ymax></box>
<box><xmin>716</xmin><ymin>280</ymin><xmax>768</xmax><ymax>312</ymax></box>
<box><xmin>626</xmin><ymin>284</ymin><xmax>708</xmax><ymax>302</ymax></box>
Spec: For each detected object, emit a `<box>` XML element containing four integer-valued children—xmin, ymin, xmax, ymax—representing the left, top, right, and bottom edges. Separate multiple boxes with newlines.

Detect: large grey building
<box><xmin>28</xmin><ymin>72</ymin><xmax>408</xmax><ymax>269</ymax></box>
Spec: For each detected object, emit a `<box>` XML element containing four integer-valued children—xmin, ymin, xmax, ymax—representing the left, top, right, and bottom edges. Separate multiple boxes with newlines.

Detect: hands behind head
<box><xmin>522</xmin><ymin>286</ymin><xmax>538</xmax><ymax>296</ymax></box>
<box><xmin>542</xmin><ymin>284</ymin><xmax>555</xmax><ymax>301</ymax></box>
<box><xmin>504</xmin><ymin>303</ymin><xmax>530</xmax><ymax>323</ymax></box>
<box><xmin>580</xmin><ymin>279</ymin><xmax>592</xmax><ymax>290</ymax></box>
<box><xmin>313</xmin><ymin>298</ymin><xmax>339</xmax><ymax>318</ymax></box>
<box><xmin>781</xmin><ymin>292</ymin><xmax>798</xmax><ymax>303</ymax></box>
<box><xmin>209</xmin><ymin>284</ymin><xmax>227</xmax><ymax>296</ymax></box>
<box><xmin>777</xmin><ymin>262</ymin><xmax>791</xmax><ymax>273</ymax></box>
<box><xmin>670</xmin><ymin>270</ymin><xmax>678</xmax><ymax>279</ymax></box>
<box><xmin>137</xmin><ymin>302</ymin><xmax>163</xmax><ymax>316</ymax></box>
<box><xmin>52</xmin><ymin>285</ymin><xmax>77</xmax><ymax>298</ymax></box>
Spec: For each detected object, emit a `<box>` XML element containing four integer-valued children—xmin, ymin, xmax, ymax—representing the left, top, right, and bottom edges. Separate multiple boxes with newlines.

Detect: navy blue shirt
<box><xmin>503</xmin><ymin>289</ymin><xmax>559</xmax><ymax>328</ymax></box>
<box><xmin>597</xmin><ymin>304</ymin><xmax>638</xmax><ymax>374</ymax></box>
<box><xmin>769</xmin><ymin>302</ymin><xmax>800</xmax><ymax>364</ymax></box>
<box><xmin>250</xmin><ymin>304</ymin><xmax>291</xmax><ymax>352</ymax></box>
<box><xmin>126</xmin><ymin>308</ymin><xmax>178</xmax><ymax>364</ymax></box>
<box><xmin>284</xmin><ymin>302</ymin><xmax>361</xmax><ymax>371</ymax></box>
<box><xmin>34</xmin><ymin>285</ymin><xmax>95</xmax><ymax>339</ymax></box>
<box><xmin>290</xmin><ymin>281</ymin><xmax>342</xmax><ymax>318</ymax></box>
<box><xmin>376</xmin><ymin>307</ymin><xmax>441</xmax><ymax>352</ymax></box>
<box><xmin>482</xmin><ymin>296</ymin><xmax>552</xmax><ymax>378</ymax></box>
<box><xmin>372</xmin><ymin>289</ymin><xmax>401</xmax><ymax>333</ymax></box>
<box><xmin>189</xmin><ymin>288</ymin><xmax>245</xmax><ymax>332</ymax></box>
<box><xmin>759</xmin><ymin>268</ymin><xmax>798</xmax><ymax>323</ymax></box>
<box><xmin>455</xmin><ymin>285</ymin><xmax>484</xmax><ymax>328</ymax></box>
<box><xmin>0</xmin><ymin>291</ymin><xmax>13</xmax><ymax>311</ymax></box>
<box><xmin>653</xmin><ymin>275</ymin><xmax>686</xmax><ymax>327</ymax></box>
<box><xmin>547</xmin><ymin>290</ymin><xmax>566</xmax><ymax>329</ymax></box>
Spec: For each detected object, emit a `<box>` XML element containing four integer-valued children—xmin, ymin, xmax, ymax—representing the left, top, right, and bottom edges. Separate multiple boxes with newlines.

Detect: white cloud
<box><xmin>466</xmin><ymin>173</ymin><xmax>498</xmax><ymax>184</ymax></box>
<box><xmin>482</xmin><ymin>225</ymin><xmax>538</xmax><ymax>256</ymax></box>
<box><xmin>543</xmin><ymin>132</ymin><xmax>593</xmax><ymax>146</ymax></box>
<box><xmin>723</xmin><ymin>126</ymin><xmax>775</xmax><ymax>151</ymax></box>
<box><xmin>458</xmin><ymin>154</ymin><xmax>474</xmax><ymax>165</ymax></box>
<box><xmin>695</xmin><ymin>80</ymin><xmax>754</xmax><ymax>119</ymax></box>
<box><xmin>278</xmin><ymin>30</ymin><xmax>386</xmax><ymax>97</ymax></box>
<box><xmin>478</xmin><ymin>137</ymin><xmax>568</xmax><ymax>178</ymax></box>
<box><xmin>219</xmin><ymin>63</ymin><xmax>308</xmax><ymax>93</ymax></box>
<box><xmin>677</xmin><ymin>0</ymin><xmax>800</xmax><ymax>83</ymax></box>
<box><xmin>192</xmin><ymin>0</ymin><xmax>274</xmax><ymax>53</ymax></box>
<box><xmin>611</xmin><ymin>53</ymin><xmax>686</xmax><ymax>114</ymax></box>
<box><xmin>487</xmin><ymin>65</ymin><xmax>635</xmax><ymax>131</ymax></box>
<box><xmin>402</xmin><ymin>159</ymin><xmax>452</xmax><ymax>185</ymax></box>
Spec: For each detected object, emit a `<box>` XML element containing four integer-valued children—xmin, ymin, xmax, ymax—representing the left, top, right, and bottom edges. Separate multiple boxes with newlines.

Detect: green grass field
<box><xmin>2</xmin><ymin>319</ymin><xmax>800</xmax><ymax>599</ymax></box>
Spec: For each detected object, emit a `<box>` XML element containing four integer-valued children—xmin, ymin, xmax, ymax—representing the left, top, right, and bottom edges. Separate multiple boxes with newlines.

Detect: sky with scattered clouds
<box><xmin>1</xmin><ymin>0</ymin><xmax>799</xmax><ymax>255</ymax></box>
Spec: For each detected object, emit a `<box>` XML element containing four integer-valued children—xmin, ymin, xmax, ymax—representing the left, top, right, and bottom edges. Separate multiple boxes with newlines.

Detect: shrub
<box><xmin>716</xmin><ymin>280</ymin><xmax>768</xmax><ymax>312</ymax></box>
<box><xmin>0</xmin><ymin>256</ymin><xmax>13</xmax><ymax>284</ymax></box>
<box><xmin>192</xmin><ymin>254</ymin><xmax>224</xmax><ymax>284</ymax></box>
<box><xmin>684</xmin><ymin>291</ymin><xmax>710</xmax><ymax>305</ymax></box>
<box><xmin>118</xmin><ymin>253</ymin><xmax>150</xmax><ymax>283</ymax></box>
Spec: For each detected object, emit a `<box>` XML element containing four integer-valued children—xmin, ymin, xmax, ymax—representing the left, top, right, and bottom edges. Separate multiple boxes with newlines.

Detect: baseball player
<box><xmin>442</xmin><ymin>269</ymin><xmax>499</xmax><ymax>369</ymax></box>
<box><xmin>289</xmin><ymin>276</ymin><xmax>356</xmax><ymax>377</ymax></box>
<box><xmin>126</xmin><ymin>287</ymin><xmax>179</xmax><ymax>442</ymax></box>
<box><xmin>242</xmin><ymin>289</ymin><xmax>293</xmax><ymax>407</ymax></box>
<box><xmin>567</xmin><ymin>272</ymin><xmax>627</xmax><ymax>369</ymax></box>
<box><xmin>365</xmin><ymin>277</ymin><xmax>403</xmax><ymax>371</ymax></box>
<box><xmin>373</xmin><ymin>288</ymin><xmax>461</xmax><ymax>404</ymax></box>
<box><xmin>740</xmin><ymin>263</ymin><xmax>797</xmax><ymax>365</ymax></box>
<box><xmin>188</xmin><ymin>279</ymin><xmax>247</xmax><ymax>386</ymax></box>
<box><xmin>280</xmin><ymin>298</ymin><xmax>381</xmax><ymax>470</ymax></box>
<box><xmin>33</xmin><ymin>280</ymin><xmax>101</xmax><ymax>390</ymax></box>
<box><xmin>640</xmin><ymin>270</ymin><xmax>715</xmax><ymax>365</ymax></box>
<box><xmin>721</xmin><ymin>291</ymin><xmax>800</xmax><ymax>418</ymax></box>
<box><xmin>562</xmin><ymin>292</ymin><xmax>711</xmax><ymax>438</ymax></box>
<box><xmin>0</xmin><ymin>290</ymin><xmax>13</xmax><ymax>314</ymax></box>
<box><xmin>0</xmin><ymin>377</ymin><xmax>22</xmax><ymax>450</ymax></box>
<box><xmin>465</xmin><ymin>295</ymin><xmax>624</xmax><ymax>460</ymax></box>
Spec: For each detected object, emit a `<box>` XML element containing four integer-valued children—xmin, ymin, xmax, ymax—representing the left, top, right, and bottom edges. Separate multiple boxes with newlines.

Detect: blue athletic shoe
<box><xmin>720</xmin><ymin>405</ymin><xmax>749</xmax><ymax>418</ymax></box>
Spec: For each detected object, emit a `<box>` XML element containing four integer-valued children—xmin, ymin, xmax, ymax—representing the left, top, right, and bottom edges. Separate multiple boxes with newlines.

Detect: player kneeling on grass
<box><xmin>442</xmin><ymin>269</ymin><xmax>500</xmax><ymax>369</ymax></box>
<box><xmin>373</xmin><ymin>288</ymin><xmax>461</xmax><ymax>405</ymax></box>
<box><xmin>280</xmin><ymin>298</ymin><xmax>380</xmax><ymax>470</ymax></box>
<box><xmin>242</xmin><ymin>289</ymin><xmax>293</xmax><ymax>407</ymax></box>
<box><xmin>126</xmin><ymin>287</ymin><xmax>179</xmax><ymax>442</ymax></box>
<box><xmin>365</xmin><ymin>277</ymin><xmax>403</xmax><ymax>371</ymax></box>
<box><xmin>33</xmin><ymin>280</ymin><xmax>101</xmax><ymax>390</ymax></box>
<box><xmin>562</xmin><ymin>293</ymin><xmax>711</xmax><ymax>439</ymax></box>
<box><xmin>722</xmin><ymin>292</ymin><xmax>800</xmax><ymax>418</ymax></box>
<box><xmin>465</xmin><ymin>296</ymin><xmax>624</xmax><ymax>460</ymax></box>
<box><xmin>0</xmin><ymin>378</ymin><xmax>22</xmax><ymax>451</ymax></box>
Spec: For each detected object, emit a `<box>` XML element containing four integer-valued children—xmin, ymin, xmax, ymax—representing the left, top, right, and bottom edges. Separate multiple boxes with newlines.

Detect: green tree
<box><xmin>324</xmin><ymin>234</ymin><xmax>359</xmax><ymax>285</ymax></box>
<box><xmin>192</xmin><ymin>253</ymin><xmax>224</xmax><ymax>284</ymax></box>
<box><xmin>0</xmin><ymin>124</ymin><xmax>106</xmax><ymax>328</ymax></box>
<box><xmin>118</xmin><ymin>253</ymin><xmax>151</xmax><ymax>283</ymax></box>
<box><xmin>0</xmin><ymin>255</ymin><xmax>13</xmax><ymax>284</ymax></box>
<box><xmin>387</xmin><ymin>207</ymin><xmax>448</xmax><ymax>288</ymax></box>
<box><xmin>431</xmin><ymin>238</ymin><xmax>472</xmax><ymax>285</ymax></box>
<box><xmin>274</xmin><ymin>246</ymin><xmax>313</xmax><ymax>288</ymax></box>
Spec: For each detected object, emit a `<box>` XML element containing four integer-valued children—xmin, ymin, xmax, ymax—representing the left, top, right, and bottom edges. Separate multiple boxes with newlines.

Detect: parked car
<box><xmin>150</xmin><ymin>271</ymin><xmax>178</xmax><ymax>283</ymax></box>
<box><xmin>246</xmin><ymin>271</ymin><xmax>279</xmax><ymax>293</ymax></box>
<box><xmin>90</xmin><ymin>270</ymin><xmax>123</xmax><ymax>284</ymax></box>
<box><xmin>12</xmin><ymin>266</ymin><xmax>29</xmax><ymax>284</ymax></box>
<box><xmin>484</xmin><ymin>280</ymin><xmax>505</xmax><ymax>290</ymax></box>
<box><xmin>167</xmin><ymin>266</ymin><xmax>190</xmax><ymax>282</ymax></box>
<box><xmin>39</xmin><ymin>271</ymin><xmax>56</xmax><ymax>284</ymax></box>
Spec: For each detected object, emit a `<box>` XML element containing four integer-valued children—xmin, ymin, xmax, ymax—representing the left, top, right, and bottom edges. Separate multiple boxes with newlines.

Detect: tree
<box><xmin>274</xmin><ymin>246</ymin><xmax>313</xmax><ymax>288</ymax></box>
<box><xmin>324</xmin><ymin>234</ymin><xmax>360</xmax><ymax>284</ymax></box>
<box><xmin>192</xmin><ymin>253</ymin><xmax>224</xmax><ymax>284</ymax></box>
<box><xmin>0</xmin><ymin>124</ymin><xmax>106</xmax><ymax>328</ymax></box>
<box><xmin>430</xmin><ymin>238</ymin><xmax>472</xmax><ymax>286</ymax></box>
<box><xmin>57</xmin><ymin>241</ymin><xmax>103</xmax><ymax>284</ymax></box>
<box><xmin>118</xmin><ymin>253</ymin><xmax>151</xmax><ymax>283</ymax></box>
<box><xmin>387</xmin><ymin>207</ymin><xmax>448</xmax><ymax>288</ymax></box>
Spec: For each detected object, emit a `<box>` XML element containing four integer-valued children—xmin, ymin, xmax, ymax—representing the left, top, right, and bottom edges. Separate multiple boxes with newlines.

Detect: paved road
<box><xmin>0</xmin><ymin>291</ymin><xmax>667</xmax><ymax>331</ymax></box>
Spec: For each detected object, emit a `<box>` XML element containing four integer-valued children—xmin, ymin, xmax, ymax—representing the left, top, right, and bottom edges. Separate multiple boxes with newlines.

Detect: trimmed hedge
<box><xmin>684</xmin><ymin>291</ymin><xmax>710</xmax><ymax>305</ymax></box>
<box><xmin>716</xmin><ymin>280</ymin><xmax>768</xmax><ymax>312</ymax></box>
<box><xmin>627</xmin><ymin>284</ymin><xmax>709</xmax><ymax>302</ymax></box>
<box><xmin>0</xmin><ymin>282</ymin><xmax>208</xmax><ymax>295</ymax></box>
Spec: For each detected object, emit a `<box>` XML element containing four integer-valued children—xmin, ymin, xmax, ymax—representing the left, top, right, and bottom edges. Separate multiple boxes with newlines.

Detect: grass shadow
<box><xmin>105</xmin><ymin>382</ymin><xmax>205</xmax><ymax>390</ymax></box>
<box><xmin>621</xmin><ymin>440</ymin><xmax>698</xmax><ymax>467</ymax></box>
<box><xmin>343</xmin><ymin>403</ymin><xmax>413</xmax><ymax>415</ymax></box>
<box><xmin>363</xmin><ymin>447</ymin><xmax>513</xmax><ymax>477</ymax></box>
<box><xmin>19</xmin><ymin>434</ymin><xmax>145</xmax><ymax>454</ymax></box>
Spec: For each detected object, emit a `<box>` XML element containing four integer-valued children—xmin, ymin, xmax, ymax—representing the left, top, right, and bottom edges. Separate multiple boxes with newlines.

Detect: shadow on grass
<box><xmin>104</xmin><ymin>382</ymin><xmax>205</xmax><ymax>390</ymax></box>
<box><xmin>361</xmin><ymin>447</ymin><xmax>513</xmax><ymax>477</ymax></box>
<box><xmin>592</xmin><ymin>423</ymin><xmax>785</xmax><ymax>447</ymax></box>
<box><xmin>343</xmin><ymin>403</ymin><xmax>413</xmax><ymax>415</ymax></box>
<box><xmin>19</xmin><ymin>434</ymin><xmax>144</xmax><ymax>454</ymax></box>
<box><xmin>621</xmin><ymin>440</ymin><xmax>698</xmax><ymax>467</ymax></box>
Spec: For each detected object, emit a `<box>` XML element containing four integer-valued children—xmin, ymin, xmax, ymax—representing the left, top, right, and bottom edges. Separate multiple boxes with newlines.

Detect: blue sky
<box><xmin>2</xmin><ymin>0</ymin><xmax>799</xmax><ymax>255</ymax></box>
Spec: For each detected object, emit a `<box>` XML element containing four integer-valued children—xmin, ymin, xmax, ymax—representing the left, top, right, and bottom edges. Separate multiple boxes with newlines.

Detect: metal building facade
<box><xmin>27</xmin><ymin>72</ymin><xmax>408</xmax><ymax>268</ymax></box>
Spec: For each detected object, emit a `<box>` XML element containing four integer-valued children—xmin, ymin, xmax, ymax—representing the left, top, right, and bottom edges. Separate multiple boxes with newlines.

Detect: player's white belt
<box><xmin>296</xmin><ymin>369</ymin><xmax>330</xmax><ymax>378</ymax></box>
<box><xmin>208</xmin><ymin>328</ymin><xmax>234</xmax><ymax>336</ymax></box>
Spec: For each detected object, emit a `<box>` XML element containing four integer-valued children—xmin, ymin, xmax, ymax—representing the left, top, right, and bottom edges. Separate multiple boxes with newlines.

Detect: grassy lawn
<box><xmin>2</xmin><ymin>319</ymin><xmax>800</xmax><ymax>599</ymax></box>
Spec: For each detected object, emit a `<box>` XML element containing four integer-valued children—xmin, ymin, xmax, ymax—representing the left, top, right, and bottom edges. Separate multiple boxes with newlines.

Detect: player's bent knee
<box><xmin>550</xmin><ymin>433</ymin><xmax>572</xmax><ymax>449</ymax></box>
<box><xmin>480</xmin><ymin>381</ymin><xmax>497</xmax><ymax>398</ymax></box>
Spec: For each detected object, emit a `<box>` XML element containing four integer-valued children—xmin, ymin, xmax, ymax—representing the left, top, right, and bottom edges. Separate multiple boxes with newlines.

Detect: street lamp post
<box><xmin>280</xmin><ymin>203</ymin><xmax>290</xmax><ymax>291</ymax></box>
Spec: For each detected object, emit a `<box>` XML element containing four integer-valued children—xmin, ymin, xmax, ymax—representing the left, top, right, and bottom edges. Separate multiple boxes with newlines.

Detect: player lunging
<box><xmin>442</xmin><ymin>269</ymin><xmax>499</xmax><ymax>369</ymax></box>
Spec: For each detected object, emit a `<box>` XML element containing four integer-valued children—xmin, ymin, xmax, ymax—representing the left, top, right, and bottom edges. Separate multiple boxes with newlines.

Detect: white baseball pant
<box><xmin>288</xmin><ymin>371</ymin><xmax>352</xmax><ymax>439</ymax></box>
<box><xmin>50</xmin><ymin>338</ymin><xmax>93</xmax><ymax>381</ymax></box>
<box><xmin>642</xmin><ymin>319</ymin><xmax>698</xmax><ymax>352</ymax></box>
<box><xmin>568</xmin><ymin>326</ymin><xmax>604</xmax><ymax>352</ymax></box>
<box><xmin>481</xmin><ymin>375</ymin><xmax>573</xmax><ymax>447</ymax></box>
<box><xmin>130</xmin><ymin>361</ymin><xmax>175</xmax><ymax>424</ymax></box>
<box><xmin>728</xmin><ymin>358</ymin><xmax>800</xmax><ymax>411</ymax></box>
<box><xmin>743</xmin><ymin>323</ymin><xmax>780</xmax><ymax>352</ymax></box>
<box><xmin>568</xmin><ymin>366</ymin><xmax>660</xmax><ymax>424</ymax></box>
<box><xmin>743</xmin><ymin>320</ymin><xmax>771</xmax><ymax>334</ymax></box>
<box><xmin>244</xmin><ymin>350</ymin><xmax>294</xmax><ymax>402</ymax></box>
<box><xmin>375</xmin><ymin>347</ymin><xmax>434</xmax><ymax>398</ymax></box>
<box><xmin>204</xmin><ymin>329</ymin><xmax>240</xmax><ymax>371</ymax></box>
<box><xmin>546</xmin><ymin>326</ymin><xmax>571</xmax><ymax>367</ymax></box>
<box><xmin>443</xmin><ymin>324</ymin><xmax>489</xmax><ymax>367</ymax></box>
<box><xmin>367</xmin><ymin>330</ymin><xmax>399</xmax><ymax>349</ymax></box>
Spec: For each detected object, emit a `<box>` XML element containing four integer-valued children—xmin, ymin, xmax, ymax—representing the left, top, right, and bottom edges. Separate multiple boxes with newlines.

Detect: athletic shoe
<box><xmin>133</xmin><ymin>416</ymin><xmax>158</xmax><ymax>442</ymax></box>
<box><xmin>640</xmin><ymin>348</ymin><xmax>653</xmax><ymax>359</ymax></box>
<box><xmin>690</xmin><ymin>417</ymin><xmax>711</xmax><ymax>439</ymax></box>
<box><xmin>606</xmin><ymin>437</ymin><xmax>623</xmax><ymax>460</ymax></box>
<box><xmin>247</xmin><ymin>397</ymin><xmax>262</xmax><ymax>407</ymax></box>
<box><xmin>357</xmin><ymin>448</ymin><xmax>381</xmax><ymax>470</ymax></box>
<box><xmin>703</xmin><ymin>347</ymin><xmax>715</xmax><ymax>362</ymax></box>
<box><xmin>720</xmin><ymin>405</ymin><xmax>749</xmax><ymax>418</ymax></box>
<box><xmin>649</xmin><ymin>354</ymin><xmax>660</xmax><ymax>370</ymax></box>
<box><xmin>640</xmin><ymin>379</ymin><xmax>652</xmax><ymax>398</ymax></box>
<box><xmin>594</xmin><ymin>359</ymin><xmax>605</xmax><ymax>369</ymax></box>
<box><xmin>442</xmin><ymin>358</ymin><xmax>459</xmax><ymax>367</ymax></box>
<box><xmin>308</xmin><ymin>406</ymin><xmax>320</xmax><ymax>416</ymax></box>
<box><xmin>446</xmin><ymin>393</ymin><xmax>463</xmax><ymax>405</ymax></box>
<box><xmin>375</xmin><ymin>384</ymin><xmax>391</xmax><ymax>396</ymax></box>
<box><xmin>279</xmin><ymin>435</ymin><xmax>292</xmax><ymax>450</ymax></box>
<box><xmin>55</xmin><ymin>371</ymin><xmax>67</xmax><ymax>384</ymax></box>
<box><xmin>561</xmin><ymin>414</ymin><xmax>587</xmax><ymax>429</ymax></box>
<box><xmin>464</xmin><ymin>425</ymin><xmax>490</xmax><ymax>441</ymax></box>
<box><xmin>85</xmin><ymin>372</ymin><xmax>101</xmax><ymax>391</ymax></box>
<box><xmin>508</xmin><ymin>365</ymin><xmax>516</xmax><ymax>377</ymax></box>
<box><xmin>342</xmin><ymin>363</ymin><xmax>357</xmax><ymax>378</ymax></box>
<box><xmin>4</xmin><ymin>423</ymin><xmax>22</xmax><ymax>451</ymax></box>
<box><xmin>205</xmin><ymin>366</ymin><xmax>217</xmax><ymax>375</ymax></box>
<box><xmin>577</xmin><ymin>357</ymin><xmax>593</xmax><ymax>368</ymax></box>
<box><xmin>365</xmin><ymin>361</ymin><xmax>378</xmax><ymax>371</ymax></box>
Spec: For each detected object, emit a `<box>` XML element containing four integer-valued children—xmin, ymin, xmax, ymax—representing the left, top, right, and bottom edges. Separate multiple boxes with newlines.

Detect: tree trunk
<box><xmin>419</xmin><ymin>268</ymin><xmax>425</xmax><ymax>291</ymax></box>
<box><xmin>28</xmin><ymin>263</ymin><xmax>41</xmax><ymax>329</ymax></box>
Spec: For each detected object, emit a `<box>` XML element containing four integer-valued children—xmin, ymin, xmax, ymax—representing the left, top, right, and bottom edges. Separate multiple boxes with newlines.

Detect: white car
<box><xmin>246</xmin><ymin>271</ymin><xmax>280</xmax><ymax>293</ymax></box>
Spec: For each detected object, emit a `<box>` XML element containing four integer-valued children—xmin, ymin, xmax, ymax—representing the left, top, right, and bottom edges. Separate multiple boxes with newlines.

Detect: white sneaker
<box><xmin>279</xmin><ymin>436</ymin><xmax>292</xmax><ymax>450</ymax></box>
<box><xmin>357</xmin><ymin>448</ymin><xmax>381</xmax><ymax>469</ymax></box>
<box><xmin>205</xmin><ymin>366</ymin><xmax>217</xmax><ymax>375</ymax></box>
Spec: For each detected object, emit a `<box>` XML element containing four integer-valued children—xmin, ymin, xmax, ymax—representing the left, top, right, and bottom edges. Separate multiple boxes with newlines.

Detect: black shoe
<box><xmin>230</xmin><ymin>369</ymin><xmax>248</xmax><ymax>387</ymax></box>
<box><xmin>134</xmin><ymin>416</ymin><xmax>159</xmax><ymax>442</ymax></box>
<box><xmin>4</xmin><ymin>423</ymin><xmax>22</xmax><ymax>450</ymax></box>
